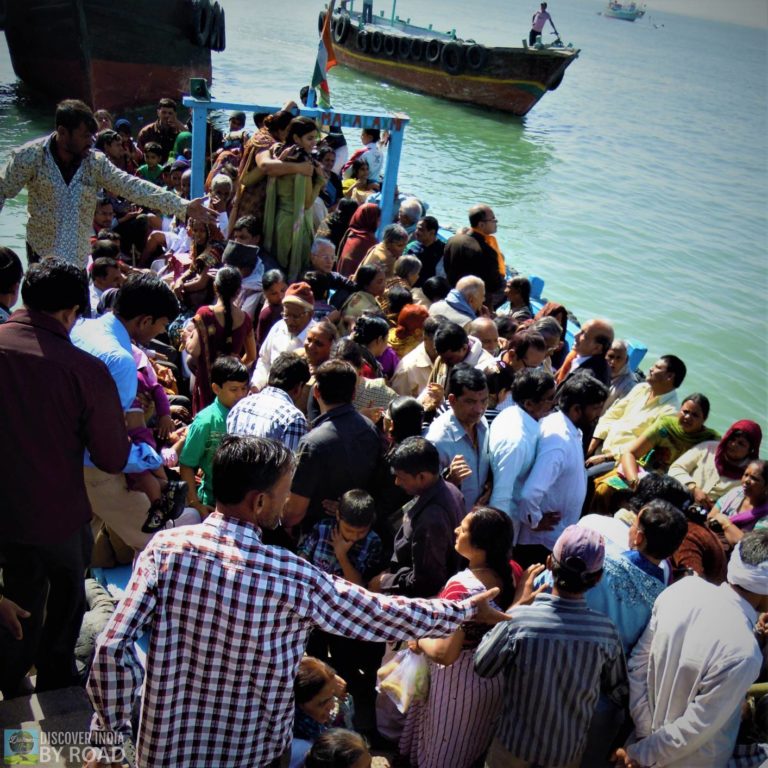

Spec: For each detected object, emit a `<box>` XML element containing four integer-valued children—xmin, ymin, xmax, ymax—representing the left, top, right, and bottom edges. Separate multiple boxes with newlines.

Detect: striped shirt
<box><xmin>474</xmin><ymin>593</ymin><xmax>627</xmax><ymax>767</ymax></box>
<box><xmin>87</xmin><ymin>513</ymin><xmax>477</xmax><ymax>768</ymax></box>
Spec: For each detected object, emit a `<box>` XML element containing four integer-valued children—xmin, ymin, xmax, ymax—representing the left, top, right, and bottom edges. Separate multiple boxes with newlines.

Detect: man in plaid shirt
<box><xmin>86</xmin><ymin>437</ymin><xmax>506</xmax><ymax>768</ymax></box>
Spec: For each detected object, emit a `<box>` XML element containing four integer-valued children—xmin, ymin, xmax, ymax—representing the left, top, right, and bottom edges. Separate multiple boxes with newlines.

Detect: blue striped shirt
<box><xmin>474</xmin><ymin>593</ymin><xmax>627</xmax><ymax>767</ymax></box>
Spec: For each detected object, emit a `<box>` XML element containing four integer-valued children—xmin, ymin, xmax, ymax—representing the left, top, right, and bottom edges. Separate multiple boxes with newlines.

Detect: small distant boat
<box><xmin>320</xmin><ymin>8</ymin><xmax>579</xmax><ymax>117</ymax></box>
<box><xmin>602</xmin><ymin>2</ymin><xmax>646</xmax><ymax>21</ymax></box>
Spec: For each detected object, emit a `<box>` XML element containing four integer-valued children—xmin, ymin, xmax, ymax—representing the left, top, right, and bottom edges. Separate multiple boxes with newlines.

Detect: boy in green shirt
<box><xmin>179</xmin><ymin>357</ymin><xmax>248</xmax><ymax>516</ymax></box>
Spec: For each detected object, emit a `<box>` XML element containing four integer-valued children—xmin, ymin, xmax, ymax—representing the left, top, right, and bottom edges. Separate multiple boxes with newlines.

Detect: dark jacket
<box><xmin>443</xmin><ymin>231</ymin><xmax>503</xmax><ymax>295</ymax></box>
<box><xmin>0</xmin><ymin>310</ymin><xmax>130</xmax><ymax>545</ymax></box>
<box><xmin>291</xmin><ymin>403</ymin><xmax>382</xmax><ymax>531</ymax></box>
<box><xmin>378</xmin><ymin>477</ymin><xmax>465</xmax><ymax>598</ymax></box>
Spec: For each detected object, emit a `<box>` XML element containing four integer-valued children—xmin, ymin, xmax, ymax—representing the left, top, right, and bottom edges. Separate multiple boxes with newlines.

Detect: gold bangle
<box><xmin>721</xmin><ymin>521</ymin><xmax>732</xmax><ymax>530</ymax></box>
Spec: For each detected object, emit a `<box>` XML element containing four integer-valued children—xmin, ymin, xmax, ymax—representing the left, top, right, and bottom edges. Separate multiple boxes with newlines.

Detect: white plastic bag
<box><xmin>376</xmin><ymin>648</ymin><xmax>430</xmax><ymax>713</ymax></box>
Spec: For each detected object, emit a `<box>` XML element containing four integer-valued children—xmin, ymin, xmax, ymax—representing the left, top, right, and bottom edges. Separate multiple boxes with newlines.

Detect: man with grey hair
<box><xmin>307</xmin><ymin>236</ymin><xmax>355</xmax><ymax>308</ymax></box>
<box><xmin>530</xmin><ymin>315</ymin><xmax>563</xmax><ymax>374</ymax></box>
<box><xmin>429</xmin><ymin>275</ymin><xmax>486</xmax><ymax>328</ymax></box>
<box><xmin>603</xmin><ymin>338</ymin><xmax>639</xmax><ymax>413</ymax></box>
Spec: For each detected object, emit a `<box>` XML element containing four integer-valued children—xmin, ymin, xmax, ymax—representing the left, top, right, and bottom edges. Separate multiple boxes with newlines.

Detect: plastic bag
<box><xmin>376</xmin><ymin>648</ymin><xmax>430</xmax><ymax>713</ymax></box>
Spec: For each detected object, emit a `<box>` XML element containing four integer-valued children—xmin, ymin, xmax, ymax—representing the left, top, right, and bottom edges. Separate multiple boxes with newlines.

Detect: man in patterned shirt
<box><xmin>87</xmin><ymin>436</ymin><xmax>506</xmax><ymax>768</ymax></box>
<box><xmin>0</xmin><ymin>99</ymin><xmax>216</xmax><ymax>267</ymax></box>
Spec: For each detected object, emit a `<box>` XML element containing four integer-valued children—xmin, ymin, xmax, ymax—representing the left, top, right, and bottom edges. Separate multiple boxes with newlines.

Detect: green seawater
<box><xmin>0</xmin><ymin>0</ymin><xmax>765</xmax><ymax>434</ymax></box>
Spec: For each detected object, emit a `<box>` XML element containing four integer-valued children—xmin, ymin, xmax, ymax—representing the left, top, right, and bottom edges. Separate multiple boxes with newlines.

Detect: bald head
<box><xmin>573</xmin><ymin>318</ymin><xmax>614</xmax><ymax>358</ymax></box>
<box><xmin>467</xmin><ymin>317</ymin><xmax>500</xmax><ymax>356</ymax></box>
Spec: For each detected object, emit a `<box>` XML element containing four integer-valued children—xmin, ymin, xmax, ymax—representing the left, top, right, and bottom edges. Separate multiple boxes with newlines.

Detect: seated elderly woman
<box><xmin>603</xmin><ymin>339</ymin><xmax>639</xmax><ymax>413</ymax></box>
<box><xmin>591</xmin><ymin>393</ymin><xmax>719</xmax><ymax>515</ymax></box>
<box><xmin>534</xmin><ymin>301</ymin><xmax>570</xmax><ymax>370</ymax></box>
<box><xmin>706</xmin><ymin>459</ymin><xmax>768</xmax><ymax>550</ymax></box>
<box><xmin>358</xmin><ymin>223</ymin><xmax>409</xmax><ymax>278</ymax></box>
<box><xmin>668</xmin><ymin>419</ymin><xmax>763</xmax><ymax>510</ymax></box>
<box><xmin>397</xmin><ymin>196</ymin><xmax>424</xmax><ymax>236</ymax></box>
<box><xmin>379</xmin><ymin>255</ymin><xmax>421</xmax><ymax>317</ymax></box>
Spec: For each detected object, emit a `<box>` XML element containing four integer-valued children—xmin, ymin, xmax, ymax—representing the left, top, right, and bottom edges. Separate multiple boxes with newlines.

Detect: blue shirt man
<box><xmin>425</xmin><ymin>363</ymin><xmax>490</xmax><ymax>513</ymax></box>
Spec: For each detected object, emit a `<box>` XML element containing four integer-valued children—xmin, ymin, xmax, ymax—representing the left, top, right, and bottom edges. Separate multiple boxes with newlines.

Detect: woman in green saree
<box><xmin>263</xmin><ymin>117</ymin><xmax>326</xmax><ymax>282</ymax></box>
<box><xmin>592</xmin><ymin>393</ymin><xmax>719</xmax><ymax>514</ymax></box>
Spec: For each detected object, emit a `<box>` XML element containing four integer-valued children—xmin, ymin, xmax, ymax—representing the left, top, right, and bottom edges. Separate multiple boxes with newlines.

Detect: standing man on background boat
<box><xmin>0</xmin><ymin>99</ymin><xmax>217</xmax><ymax>267</ymax></box>
<box><xmin>529</xmin><ymin>2</ymin><xmax>555</xmax><ymax>45</ymax></box>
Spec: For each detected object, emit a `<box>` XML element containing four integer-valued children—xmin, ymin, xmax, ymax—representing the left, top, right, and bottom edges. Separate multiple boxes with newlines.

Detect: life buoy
<box><xmin>333</xmin><ymin>14</ymin><xmax>350</xmax><ymax>44</ymax></box>
<box><xmin>383</xmin><ymin>34</ymin><xmax>397</xmax><ymax>57</ymax></box>
<box><xmin>410</xmin><ymin>38</ymin><xmax>424</xmax><ymax>61</ymax></box>
<box><xmin>398</xmin><ymin>36</ymin><xmax>412</xmax><ymax>59</ymax></box>
<box><xmin>548</xmin><ymin>72</ymin><xmax>564</xmax><ymax>91</ymax></box>
<box><xmin>441</xmin><ymin>41</ymin><xmax>464</xmax><ymax>75</ymax></box>
<box><xmin>355</xmin><ymin>29</ymin><xmax>370</xmax><ymax>52</ymax></box>
<box><xmin>425</xmin><ymin>39</ymin><xmax>443</xmax><ymax>64</ymax></box>
<box><xmin>209</xmin><ymin>2</ymin><xmax>226</xmax><ymax>51</ymax></box>
<box><xmin>370</xmin><ymin>30</ymin><xmax>384</xmax><ymax>53</ymax></box>
<box><xmin>190</xmin><ymin>0</ymin><xmax>214</xmax><ymax>47</ymax></box>
<box><xmin>464</xmin><ymin>43</ymin><xmax>487</xmax><ymax>71</ymax></box>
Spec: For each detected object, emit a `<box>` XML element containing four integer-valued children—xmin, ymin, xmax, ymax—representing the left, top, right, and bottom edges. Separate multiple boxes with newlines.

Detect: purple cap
<box><xmin>553</xmin><ymin>525</ymin><xmax>605</xmax><ymax>574</ymax></box>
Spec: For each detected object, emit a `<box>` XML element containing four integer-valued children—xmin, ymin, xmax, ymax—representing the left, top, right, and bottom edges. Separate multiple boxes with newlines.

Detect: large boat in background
<box><xmin>602</xmin><ymin>2</ymin><xmax>646</xmax><ymax>21</ymax></box>
<box><xmin>0</xmin><ymin>0</ymin><xmax>224</xmax><ymax>111</ymax></box>
<box><xmin>320</xmin><ymin>9</ymin><xmax>579</xmax><ymax>117</ymax></box>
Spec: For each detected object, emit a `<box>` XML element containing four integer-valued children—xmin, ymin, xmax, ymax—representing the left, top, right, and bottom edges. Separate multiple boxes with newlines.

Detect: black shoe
<box><xmin>140</xmin><ymin>480</ymin><xmax>189</xmax><ymax>534</ymax></box>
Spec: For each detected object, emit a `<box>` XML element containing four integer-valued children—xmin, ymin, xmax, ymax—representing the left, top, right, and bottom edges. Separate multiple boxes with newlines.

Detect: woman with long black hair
<box><xmin>185</xmin><ymin>265</ymin><xmax>256</xmax><ymax>413</ymax></box>
<box><xmin>401</xmin><ymin>507</ymin><xmax>539</xmax><ymax>768</ymax></box>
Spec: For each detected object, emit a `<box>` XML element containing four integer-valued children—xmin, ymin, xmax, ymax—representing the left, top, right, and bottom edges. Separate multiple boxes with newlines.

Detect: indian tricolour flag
<box><xmin>311</xmin><ymin>1</ymin><xmax>338</xmax><ymax>109</ymax></box>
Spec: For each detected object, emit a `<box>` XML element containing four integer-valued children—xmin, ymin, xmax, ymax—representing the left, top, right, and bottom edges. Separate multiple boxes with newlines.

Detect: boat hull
<box><xmin>329</xmin><ymin>15</ymin><xmax>578</xmax><ymax>116</ymax></box>
<box><xmin>2</xmin><ymin>0</ymin><xmax>215</xmax><ymax>111</ymax></box>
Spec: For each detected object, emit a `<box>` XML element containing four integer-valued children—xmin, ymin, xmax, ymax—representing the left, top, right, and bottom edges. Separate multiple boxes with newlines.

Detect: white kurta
<box><xmin>628</xmin><ymin>578</ymin><xmax>762</xmax><ymax>768</ymax></box>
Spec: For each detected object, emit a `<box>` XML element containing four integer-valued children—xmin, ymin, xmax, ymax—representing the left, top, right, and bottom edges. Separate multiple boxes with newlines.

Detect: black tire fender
<box><xmin>355</xmin><ymin>29</ymin><xmax>370</xmax><ymax>52</ymax></box>
<box><xmin>409</xmin><ymin>37</ymin><xmax>424</xmax><ymax>61</ymax></box>
<box><xmin>370</xmin><ymin>29</ymin><xmax>384</xmax><ymax>53</ymax></box>
<box><xmin>465</xmin><ymin>43</ymin><xmax>487</xmax><ymax>71</ymax></box>
<box><xmin>190</xmin><ymin>0</ymin><xmax>214</xmax><ymax>47</ymax></box>
<box><xmin>425</xmin><ymin>38</ymin><xmax>443</xmax><ymax>64</ymax></box>
<box><xmin>333</xmin><ymin>14</ymin><xmax>350</xmax><ymax>44</ymax></box>
<box><xmin>318</xmin><ymin>11</ymin><xmax>326</xmax><ymax>34</ymax></box>
<box><xmin>383</xmin><ymin>33</ymin><xmax>397</xmax><ymax>57</ymax></box>
<box><xmin>398</xmin><ymin>36</ymin><xmax>412</xmax><ymax>59</ymax></box>
<box><xmin>441</xmin><ymin>40</ymin><xmax>464</xmax><ymax>75</ymax></box>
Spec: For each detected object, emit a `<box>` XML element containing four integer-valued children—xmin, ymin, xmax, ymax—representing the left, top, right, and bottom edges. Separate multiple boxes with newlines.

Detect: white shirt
<box><xmin>628</xmin><ymin>578</ymin><xmax>762</xmax><ymax>768</ymax></box>
<box><xmin>250</xmin><ymin>319</ymin><xmax>314</xmax><ymax>391</ymax></box>
<box><xmin>517</xmin><ymin>410</ymin><xmax>587</xmax><ymax>549</ymax></box>
<box><xmin>489</xmin><ymin>404</ymin><xmax>539</xmax><ymax>542</ymax></box>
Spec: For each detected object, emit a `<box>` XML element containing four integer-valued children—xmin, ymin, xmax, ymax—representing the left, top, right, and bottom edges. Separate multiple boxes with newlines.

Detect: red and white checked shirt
<box><xmin>87</xmin><ymin>513</ymin><xmax>477</xmax><ymax>767</ymax></box>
